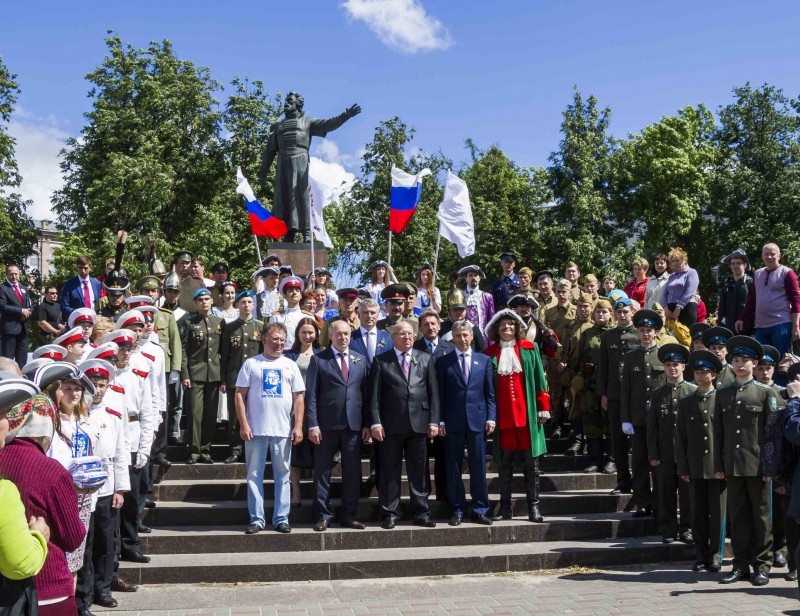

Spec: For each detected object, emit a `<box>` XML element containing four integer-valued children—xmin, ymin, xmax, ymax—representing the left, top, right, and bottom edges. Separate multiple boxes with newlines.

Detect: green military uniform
<box><xmin>716</xmin><ymin>363</ymin><xmax>736</xmax><ymax>389</ymax></box>
<box><xmin>647</xmin><ymin>350</ymin><xmax>696</xmax><ymax>540</ymax></box>
<box><xmin>377</xmin><ymin>315</ymin><xmax>418</xmax><ymax>337</ymax></box>
<box><xmin>320</xmin><ymin>312</ymin><xmax>360</xmax><ymax>347</ymax></box>
<box><xmin>598</xmin><ymin>322</ymin><xmax>640</xmax><ymax>491</ymax></box>
<box><xmin>179</xmin><ymin>277</ymin><xmax>205</xmax><ymax>313</ymax></box>
<box><xmin>155</xmin><ymin>307</ymin><xmax>182</xmax><ymax>374</ymax></box>
<box><xmin>535</xmin><ymin>293</ymin><xmax>558</xmax><ymax>324</ymax></box>
<box><xmin>544</xmin><ymin>301</ymin><xmax>576</xmax><ymax>426</ymax></box>
<box><xmin>675</xmin><ymin>350</ymin><xmax>727</xmax><ymax>569</ymax></box>
<box><xmin>181</xmin><ymin>311</ymin><xmax>224</xmax><ymax>460</ymax></box>
<box><xmin>768</xmin><ymin>381</ymin><xmax>792</xmax><ymax>567</ymax></box>
<box><xmin>219</xmin><ymin>317</ymin><xmax>263</xmax><ymax>458</ymax></box>
<box><xmin>97</xmin><ymin>297</ymin><xmax>128</xmax><ymax>321</ymax></box>
<box><xmin>561</xmin><ymin>312</ymin><xmax>593</xmax><ymax>451</ymax></box>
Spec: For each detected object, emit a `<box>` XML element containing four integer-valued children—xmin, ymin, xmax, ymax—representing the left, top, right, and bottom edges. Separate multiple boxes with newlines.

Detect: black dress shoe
<box><xmin>565</xmin><ymin>440</ymin><xmax>582</xmax><ymax>456</ymax></box>
<box><xmin>111</xmin><ymin>577</ymin><xmax>138</xmax><ymax>593</ymax></box>
<box><xmin>602</xmin><ymin>459</ymin><xmax>617</xmax><ymax>474</ymax></box>
<box><xmin>168</xmin><ymin>436</ymin><xmax>186</xmax><ymax>446</ymax></box>
<box><xmin>470</xmin><ymin>513</ymin><xmax>493</xmax><ymax>526</ymax></box>
<box><xmin>492</xmin><ymin>503</ymin><xmax>512</xmax><ymax>521</ymax></box>
<box><xmin>340</xmin><ymin>519</ymin><xmax>366</xmax><ymax>529</ymax></box>
<box><xmin>245</xmin><ymin>523</ymin><xmax>262</xmax><ymax>534</ymax></box>
<box><xmin>550</xmin><ymin>426</ymin><xmax>562</xmax><ymax>440</ymax></box>
<box><xmin>81</xmin><ymin>609</ymin><xmax>95</xmax><ymax>616</ymax></box>
<box><xmin>224</xmin><ymin>454</ymin><xmax>240</xmax><ymax>464</ymax></box>
<box><xmin>691</xmin><ymin>561</ymin><xmax>705</xmax><ymax>572</ymax></box>
<box><xmin>154</xmin><ymin>459</ymin><xmax>171</xmax><ymax>484</ymax></box>
<box><xmin>199</xmin><ymin>454</ymin><xmax>214</xmax><ymax>464</ymax></box>
<box><xmin>93</xmin><ymin>594</ymin><xmax>118</xmax><ymax>608</ymax></box>
<box><xmin>680</xmin><ymin>530</ymin><xmax>694</xmax><ymax>544</ymax></box>
<box><xmin>313</xmin><ymin>519</ymin><xmax>329</xmax><ymax>532</ymax></box>
<box><xmin>751</xmin><ymin>570</ymin><xmax>769</xmax><ymax>586</ymax></box>
<box><xmin>449</xmin><ymin>514</ymin><xmax>462</xmax><ymax>526</ymax></box>
<box><xmin>137</xmin><ymin>524</ymin><xmax>152</xmax><ymax>534</ymax></box>
<box><xmin>774</xmin><ymin>553</ymin><xmax>789</xmax><ymax>568</ymax></box>
<box><xmin>381</xmin><ymin>517</ymin><xmax>397</xmax><ymax>529</ymax></box>
<box><xmin>186</xmin><ymin>456</ymin><xmax>198</xmax><ymax>465</ymax></box>
<box><xmin>145</xmin><ymin>499</ymin><xmax>156</xmax><ymax>509</ymax></box>
<box><xmin>720</xmin><ymin>569</ymin><xmax>749</xmax><ymax>584</ymax></box>
<box><xmin>120</xmin><ymin>551</ymin><xmax>151</xmax><ymax>564</ymax></box>
<box><xmin>705</xmin><ymin>563</ymin><xmax>721</xmax><ymax>573</ymax></box>
<box><xmin>610</xmin><ymin>485</ymin><xmax>631</xmax><ymax>495</ymax></box>
<box><xmin>632</xmin><ymin>507</ymin><xmax>652</xmax><ymax>518</ymax></box>
<box><xmin>662</xmin><ymin>535</ymin><xmax>675</xmax><ymax>544</ymax></box>
<box><xmin>583</xmin><ymin>464</ymin><xmax>600</xmax><ymax>473</ymax></box>
<box><xmin>785</xmin><ymin>569</ymin><xmax>798</xmax><ymax>581</ymax></box>
<box><xmin>413</xmin><ymin>515</ymin><xmax>436</xmax><ymax>528</ymax></box>
<box><xmin>274</xmin><ymin>522</ymin><xmax>292</xmax><ymax>533</ymax></box>
<box><xmin>528</xmin><ymin>506</ymin><xmax>544</xmax><ymax>523</ymax></box>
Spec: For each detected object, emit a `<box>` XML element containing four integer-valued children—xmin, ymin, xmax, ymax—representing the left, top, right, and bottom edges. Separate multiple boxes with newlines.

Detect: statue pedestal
<box><xmin>268</xmin><ymin>242</ymin><xmax>329</xmax><ymax>276</ymax></box>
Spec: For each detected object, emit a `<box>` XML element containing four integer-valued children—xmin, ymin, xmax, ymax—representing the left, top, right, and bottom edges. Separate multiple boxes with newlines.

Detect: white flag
<box><xmin>437</xmin><ymin>170</ymin><xmax>475</xmax><ymax>257</ymax></box>
<box><xmin>308</xmin><ymin>159</ymin><xmax>353</xmax><ymax>249</ymax></box>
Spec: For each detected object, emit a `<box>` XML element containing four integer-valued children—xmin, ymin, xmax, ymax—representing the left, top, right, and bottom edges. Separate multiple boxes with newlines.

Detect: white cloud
<box><xmin>7</xmin><ymin>110</ymin><xmax>69</xmax><ymax>221</ymax></box>
<box><xmin>342</xmin><ymin>0</ymin><xmax>453</xmax><ymax>54</ymax></box>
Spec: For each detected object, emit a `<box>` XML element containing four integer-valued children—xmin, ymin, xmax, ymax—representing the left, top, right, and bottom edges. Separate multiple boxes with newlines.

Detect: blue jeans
<box><xmin>245</xmin><ymin>435</ymin><xmax>291</xmax><ymax>528</ymax></box>
<box><xmin>755</xmin><ymin>322</ymin><xmax>792</xmax><ymax>357</ymax></box>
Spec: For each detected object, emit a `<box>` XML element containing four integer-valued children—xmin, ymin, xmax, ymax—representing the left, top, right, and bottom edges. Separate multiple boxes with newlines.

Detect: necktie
<box><xmin>427</xmin><ymin>340</ymin><xmax>435</xmax><ymax>354</ymax></box>
<box><xmin>12</xmin><ymin>284</ymin><xmax>22</xmax><ymax>304</ymax></box>
<box><xmin>401</xmin><ymin>352</ymin><xmax>410</xmax><ymax>379</ymax></box>
<box><xmin>366</xmin><ymin>331</ymin><xmax>375</xmax><ymax>361</ymax></box>
<box><xmin>460</xmin><ymin>353</ymin><xmax>470</xmax><ymax>383</ymax></box>
<box><xmin>83</xmin><ymin>280</ymin><xmax>91</xmax><ymax>308</ymax></box>
<box><xmin>338</xmin><ymin>352</ymin><xmax>349</xmax><ymax>383</ymax></box>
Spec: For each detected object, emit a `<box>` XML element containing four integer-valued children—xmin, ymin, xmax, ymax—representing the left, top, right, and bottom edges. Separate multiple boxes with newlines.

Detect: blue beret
<box><xmin>235</xmin><ymin>290</ymin><xmax>255</xmax><ymax>303</ymax></box>
<box><xmin>613</xmin><ymin>297</ymin><xmax>632</xmax><ymax>310</ymax></box>
<box><xmin>192</xmin><ymin>288</ymin><xmax>211</xmax><ymax>300</ymax></box>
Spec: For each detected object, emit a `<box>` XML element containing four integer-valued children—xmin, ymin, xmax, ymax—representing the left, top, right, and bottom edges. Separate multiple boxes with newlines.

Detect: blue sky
<box><xmin>3</xmin><ymin>0</ymin><xmax>800</xmax><ymax>220</ymax></box>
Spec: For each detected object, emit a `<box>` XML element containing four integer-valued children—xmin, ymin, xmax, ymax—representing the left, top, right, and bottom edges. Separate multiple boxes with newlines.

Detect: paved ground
<box><xmin>97</xmin><ymin>562</ymin><xmax>800</xmax><ymax>615</ymax></box>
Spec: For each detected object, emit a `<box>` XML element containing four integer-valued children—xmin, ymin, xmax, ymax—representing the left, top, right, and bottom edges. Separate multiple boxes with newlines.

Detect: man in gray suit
<box><xmin>369</xmin><ymin>321</ymin><xmax>440</xmax><ymax>529</ymax></box>
<box><xmin>306</xmin><ymin>319</ymin><xmax>370</xmax><ymax>531</ymax></box>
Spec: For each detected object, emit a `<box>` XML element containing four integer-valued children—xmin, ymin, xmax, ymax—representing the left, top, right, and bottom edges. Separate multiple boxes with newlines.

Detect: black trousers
<box><xmin>631</xmin><ymin>427</ymin><xmax>652</xmax><ymax>509</ymax></box>
<box><xmin>0</xmin><ymin>331</ymin><xmax>27</xmax><ymax>368</ymax></box>
<box><xmin>655</xmin><ymin>462</ymin><xmax>690</xmax><ymax>537</ymax></box>
<box><xmin>120</xmin><ymin>454</ymin><xmax>149</xmax><ymax>554</ymax></box>
<box><xmin>92</xmin><ymin>494</ymin><xmax>117</xmax><ymax>595</ymax></box>
<box><xmin>691</xmin><ymin>477</ymin><xmax>727</xmax><ymax>566</ymax></box>
<box><xmin>607</xmin><ymin>399</ymin><xmax>631</xmax><ymax>488</ymax></box>
<box><xmin>775</xmin><ymin>490</ymin><xmax>799</xmax><ymax>569</ymax></box>
<box><xmin>226</xmin><ymin>386</ymin><xmax>243</xmax><ymax>457</ymax></box>
<box><xmin>75</xmin><ymin>511</ymin><xmax>95</xmax><ymax>610</ymax></box>
<box><xmin>313</xmin><ymin>428</ymin><xmax>362</xmax><ymax>521</ymax></box>
<box><xmin>727</xmin><ymin>476</ymin><xmax>773</xmax><ymax>573</ymax></box>
<box><xmin>424</xmin><ymin>436</ymin><xmax>448</xmax><ymax>500</ymax></box>
<box><xmin>379</xmin><ymin>432</ymin><xmax>429</xmax><ymax>519</ymax></box>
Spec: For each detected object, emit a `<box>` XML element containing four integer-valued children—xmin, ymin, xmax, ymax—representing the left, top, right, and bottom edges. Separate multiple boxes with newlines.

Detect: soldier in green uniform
<box><xmin>652</xmin><ymin>303</ymin><xmax>679</xmax><ymax>346</ymax></box>
<box><xmin>181</xmin><ymin>288</ymin><xmax>224</xmax><ymax>464</ymax></box>
<box><xmin>702</xmin><ymin>326</ymin><xmax>736</xmax><ymax>388</ymax></box>
<box><xmin>571</xmin><ymin>298</ymin><xmax>614</xmax><ymax>473</ymax></box>
<box><xmin>174</xmin><ymin>250</ymin><xmax>204</xmax><ymax>314</ymax></box>
<box><xmin>219</xmin><ymin>291</ymin><xmax>263</xmax><ymax>464</ymax></box>
<box><xmin>97</xmin><ymin>272</ymin><xmax>130</xmax><ymax>322</ymax></box>
<box><xmin>621</xmin><ymin>309</ymin><xmax>667</xmax><ymax>517</ymax></box>
<box><xmin>545</xmin><ymin>279</ymin><xmax>576</xmax><ymax>439</ymax></box>
<box><xmin>716</xmin><ymin>336</ymin><xmax>782</xmax><ymax>586</ymax></box>
<box><xmin>647</xmin><ymin>343</ymin><xmax>696</xmax><ymax>543</ymax></box>
<box><xmin>689</xmin><ymin>322</ymin><xmax>711</xmax><ymax>351</ymax></box>
<box><xmin>319</xmin><ymin>287</ymin><xmax>361</xmax><ymax>347</ymax></box>
<box><xmin>598</xmin><ymin>297</ymin><xmax>639</xmax><ymax>494</ymax></box>
<box><xmin>377</xmin><ymin>284</ymin><xmax>419</xmax><ymax>336</ymax></box>
<box><xmin>534</xmin><ymin>270</ymin><xmax>558</xmax><ymax>323</ymax></box>
<box><xmin>755</xmin><ymin>345</ymin><xmax>796</xmax><ymax>578</ymax></box>
<box><xmin>562</xmin><ymin>293</ymin><xmax>595</xmax><ymax>455</ymax></box>
<box><xmin>676</xmin><ymin>350</ymin><xmax>726</xmax><ymax>572</ymax></box>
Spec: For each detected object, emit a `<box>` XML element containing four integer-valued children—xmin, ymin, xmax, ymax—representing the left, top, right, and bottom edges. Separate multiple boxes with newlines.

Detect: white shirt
<box><xmin>270</xmin><ymin>306</ymin><xmax>305</xmax><ymax>350</ymax></box>
<box><xmin>331</xmin><ymin>346</ymin><xmax>350</xmax><ymax>369</ymax></box>
<box><xmin>89</xmin><ymin>403</ymin><xmax>131</xmax><ymax>498</ymax></box>
<box><xmin>235</xmin><ymin>354</ymin><xmax>305</xmax><ymax>437</ymax></box>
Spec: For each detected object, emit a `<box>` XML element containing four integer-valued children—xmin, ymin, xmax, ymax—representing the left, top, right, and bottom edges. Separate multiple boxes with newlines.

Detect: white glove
<box><xmin>169</xmin><ymin>370</ymin><xmax>180</xmax><ymax>384</ymax></box>
<box><xmin>622</xmin><ymin>422</ymin><xmax>635</xmax><ymax>436</ymax></box>
<box><xmin>134</xmin><ymin>453</ymin><xmax>149</xmax><ymax>469</ymax></box>
<box><xmin>538</xmin><ymin>411</ymin><xmax>551</xmax><ymax>422</ymax></box>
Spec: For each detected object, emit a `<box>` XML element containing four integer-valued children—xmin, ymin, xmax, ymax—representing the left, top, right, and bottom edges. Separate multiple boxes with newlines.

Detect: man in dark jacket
<box><xmin>718</xmin><ymin>248</ymin><xmax>753</xmax><ymax>334</ymax></box>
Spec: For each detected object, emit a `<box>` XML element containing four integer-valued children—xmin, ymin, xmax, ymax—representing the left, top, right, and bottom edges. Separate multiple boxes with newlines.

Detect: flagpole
<box><xmin>387</xmin><ymin>231</ymin><xmax>393</xmax><ymax>269</ymax></box>
<box><xmin>432</xmin><ymin>232</ymin><xmax>441</xmax><ymax>281</ymax></box>
<box><xmin>253</xmin><ymin>235</ymin><xmax>263</xmax><ymax>265</ymax></box>
<box><xmin>309</xmin><ymin>191</ymin><xmax>316</xmax><ymax>286</ymax></box>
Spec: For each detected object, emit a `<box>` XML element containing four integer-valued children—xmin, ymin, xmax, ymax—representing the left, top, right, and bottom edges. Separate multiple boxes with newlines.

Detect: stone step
<box><xmin>118</xmin><ymin>536</ymin><xmax>696</xmax><ymax>584</ymax></box>
<box><xmin>151</xmin><ymin>472</ymin><xmax>618</xmax><ymax>502</ymax></box>
<box><xmin>160</xmin><ymin>454</ymin><xmax>621</xmax><ymax>481</ymax></box>
<box><xmin>143</xmin><ymin>492</ymin><xmax>633</xmax><ymax>526</ymax></box>
<box><xmin>138</xmin><ymin>513</ymin><xmax>659</xmax><ymax>555</ymax></box>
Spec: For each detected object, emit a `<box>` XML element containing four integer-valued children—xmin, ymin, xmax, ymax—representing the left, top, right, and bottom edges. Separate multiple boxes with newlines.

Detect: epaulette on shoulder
<box><xmin>109</xmin><ymin>384</ymin><xmax>125</xmax><ymax>394</ymax></box>
<box><xmin>718</xmin><ymin>382</ymin><xmax>738</xmax><ymax>391</ymax></box>
<box><xmin>106</xmin><ymin>407</ymin><xmax>122</xmax><ymax>419</ymax></box>
<box><xmin>132</xmin><ymin>369</ymin><xmax>149</xmax><ymax>379</ymax></box>
<box><xmin>142</xmin><ymin>352</ymin><xmax>156</xmax><ymax>362</ymax></box>
<box><xmin>754</xmin><ymin>381</ymin><xmax>769</xmax><ymax>389</ymax></box>
<box><xmin>679</xmin><ymin>390</ymin><xmax>698</xmax><ymax>401</ymax></box>
<box><xmin>158</xmin><ymin>306</ymin><xmax>172</xmax><ymax>314</ymax></box>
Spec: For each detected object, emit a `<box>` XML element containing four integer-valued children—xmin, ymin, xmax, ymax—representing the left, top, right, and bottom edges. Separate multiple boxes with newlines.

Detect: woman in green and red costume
<box><xmin>484</xmin><ymin>309</ymin><xmax>550</xmax><ymax>523</ymax></box>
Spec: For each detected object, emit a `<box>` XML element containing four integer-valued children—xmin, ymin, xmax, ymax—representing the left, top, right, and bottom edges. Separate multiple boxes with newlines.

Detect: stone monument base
<box><xmin>267</xmin><ymin>242</ymin><xmax>329</xmax><ymax>276</ymax></box>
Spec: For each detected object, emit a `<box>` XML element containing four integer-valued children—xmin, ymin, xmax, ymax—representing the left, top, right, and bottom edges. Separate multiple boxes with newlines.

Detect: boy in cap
<box><xmin>716</xmin><ymin>336</ymin><xmax>783</xmax><ymax>585</ymax></box>
<box><xmin>690</xmin><ymin>322</ymin><xmax>711</xmax><ymax>351</ymax></box>
<box><xmin>67</xmin><ymin>308</ymin><xmax>97</xmax><ymax>361</ymax></box>
<box><xmin>702</xmin><ymin>326</ymin><xmax>736</xmax><ymax>388</ymax></box>
<box><xmin>270</xmin><ymin>276</ymin><xmax>305</xmax><ymax>350</ymax></box>
<box><xmin>598</xmin><ymin>297</ymin><xmax>639</xmax><ymax>494</ymax></box>
<box><xmin>253</xmin><ymin>265</ymin><xmax>282</xmax><ymax>319</ymax></box>
<box><xmin>490</xmin><ymin>252</ymin><xmax>520</xmax><ymax>310</ymax></box>
<box><xmin>676</xmin><ymin>350</ymin><xmax>726</xmax><ymax>571</ymax></box>
<box><xmin>648</xmin><ymin>344</ymin><xmax>696</xmax><ymax>543</ymax></box>
<box><xmin>582</xmin><ymin>274</ymin><xmax>600</xmax><ymax>301</ymax></box>
<box><xmin>54</xmin><ymin>326</ymin><xmax>87</xmax><ymax>364</ymax></box>
<box><xmin>621</xmin><ymin>309</ymin><xmax>667</xmax><ymax>517</ymax></box>
<box><xmin>181</xmin><ymin>288</ymin><xmax>223</xmax><ymax>463</ymax></box>
<box><xmin>173</xmin><ymin>250</ymin><xmax>203</xmax><ymax>313</ymax></box>
<box><xmin>545</xmin><ymin>279</ymin><xmax>576</xmax><ymax>439</ymax></box>
<box><xmin>320</xmin><ymin>287</ymin><xmax>361</xmax><ymax>347</ymax></box>
<box><xmin>561</xmin><ymin>292</ymin><xmax>595</xmax><ymax>454</ymax></box>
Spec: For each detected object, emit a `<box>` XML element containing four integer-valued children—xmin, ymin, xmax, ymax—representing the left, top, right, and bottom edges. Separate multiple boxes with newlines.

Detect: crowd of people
<box><xmin>3</xmin><ymin>240</ymin><xmax>800</xmax><ymax>616</ymax></box>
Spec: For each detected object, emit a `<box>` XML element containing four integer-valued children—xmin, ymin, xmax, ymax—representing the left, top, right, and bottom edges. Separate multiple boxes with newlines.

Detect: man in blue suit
<box><xmin>0</xmin><ymin>264</ymin><xmax>32</xmax><ymax>368</ymax></box>
<box><xmin>436</xmin><ymin>319</ymin><xmax>496</xmax><ymax>526</ymax></box>
<box><xmin>350</xmin><ymin>299</ymin><xmax>393</xmax><ymax>368</ymax></box>
<box><xmin>60</xmin><ymin>255</ymin><xmax>102</xmax><ymax>320</ymax></box>
<box><xmin>306</xmin><ymin>319</ymin><xmax>370</xmax><ymax>531</ymax></box>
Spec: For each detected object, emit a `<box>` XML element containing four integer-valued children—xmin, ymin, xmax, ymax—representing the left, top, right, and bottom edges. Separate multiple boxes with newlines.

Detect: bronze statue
<box><xmin>259</xmin><ymin>92</ymin><xmax>361</xmax><ymax>242</ymax></box>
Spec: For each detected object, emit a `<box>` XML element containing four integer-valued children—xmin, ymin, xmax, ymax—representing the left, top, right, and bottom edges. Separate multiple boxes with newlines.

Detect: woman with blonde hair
<box><xmin>364</xmin><ymin>260</ymin><xmax>397</xmax><ymax>309</ymax></box>
<box><xmin>414</xmin><ymin>262</ymin><xmax>442</xmax><ymax>314</ymax></box>
<box><xmin>664</xmin><ymin>248</ymin><xmax>699</xmax><ymax>327</ymax></box>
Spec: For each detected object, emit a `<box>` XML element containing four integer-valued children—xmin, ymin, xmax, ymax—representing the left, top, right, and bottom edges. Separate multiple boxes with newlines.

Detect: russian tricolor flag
<box><xmin>236</xmin><ymin>167</ymin><xmax>288</xmax><ymax>239</ymax></box>
<box><xmin>389</xmin><ymin>166</ymin><xmax>432</xmax><ymax>234</ymax></box>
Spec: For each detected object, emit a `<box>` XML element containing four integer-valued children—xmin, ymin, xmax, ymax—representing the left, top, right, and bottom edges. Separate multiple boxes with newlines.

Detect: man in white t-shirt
<box><xmin>235</xmin><ymin>321</ymin><xmax>304</xmax><ymax>534</ymax></box>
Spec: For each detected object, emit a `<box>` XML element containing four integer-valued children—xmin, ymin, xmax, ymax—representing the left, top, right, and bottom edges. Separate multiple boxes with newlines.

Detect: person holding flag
<box><xmin>236</xmin><ymin>167</ymin><xmax>288</xmax><ymax>240</ymax></box>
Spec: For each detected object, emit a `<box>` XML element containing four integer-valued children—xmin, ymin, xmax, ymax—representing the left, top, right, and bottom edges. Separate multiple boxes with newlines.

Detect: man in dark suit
<box><xmin>369</xmin><ymin>321</ymin><xmax>440</xmax><ymax>528</ymax></box>
<box><xmin>306</xmin><ymin>319</ymin><xmax>369</xmax><ymax>531</ymax></box>
<box><xmin>414</xmin><ymin>310</ymin><xmax>454</xmax><ymax>501</ymax></box>
<box><xmin>0</xmin><ymin>264</ymin><xmax>32</xmax><ymax>368</ymax></box>
<box><xmin>436</xmin><ymin>320</ymin><xmax>496</xmax><ymax>526</ymax></box>
<box><xmin>60</xmin><ymin>255</ymin><xmax>102</xmax><ymax>320</ymax></box>
<box><xmin>350</xmin><ymin>299</ymin><xmax>393</xmax><ymax>369</ymax></box>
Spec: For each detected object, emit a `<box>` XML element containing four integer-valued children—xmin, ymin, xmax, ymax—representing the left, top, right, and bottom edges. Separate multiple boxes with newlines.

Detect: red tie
<box><xmin>83</xmin><ymin>280</ymin><xmax>91</xmax><ymax>308</ymax></box>
<box><xmin>12</xmin><ymin>284</ymin><xmax>22</xmax><ymax>304</ymax></box>
<box><xmin>338</xmin><ymin>352</ymin><xmax>349</xmax><ymax>383</ymax></box>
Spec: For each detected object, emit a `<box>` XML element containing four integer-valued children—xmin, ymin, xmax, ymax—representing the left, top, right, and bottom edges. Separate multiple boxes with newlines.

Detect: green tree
<box><xmin>0</xmin><ymin>55</ymin><xmax>37</xmax><ymax>268</ymax></box>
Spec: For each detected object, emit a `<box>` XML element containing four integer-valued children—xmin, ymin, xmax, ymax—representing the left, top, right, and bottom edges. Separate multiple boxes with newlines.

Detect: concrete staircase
<box><xmin>126</xmin><ymin>436</ymin><xmax>695</xmax><ymax>584</ymax></box>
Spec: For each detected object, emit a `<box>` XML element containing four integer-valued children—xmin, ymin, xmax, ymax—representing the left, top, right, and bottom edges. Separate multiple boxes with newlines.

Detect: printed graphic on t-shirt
<box><xmin>72</xmin><ymin>431</ymin><xmax>92</xmax><ymax>458</ymax></box>
<box><xmin>262</xmin><ymin>368</ymin><xmax>283</xmax><ymax>397</ymax></box>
